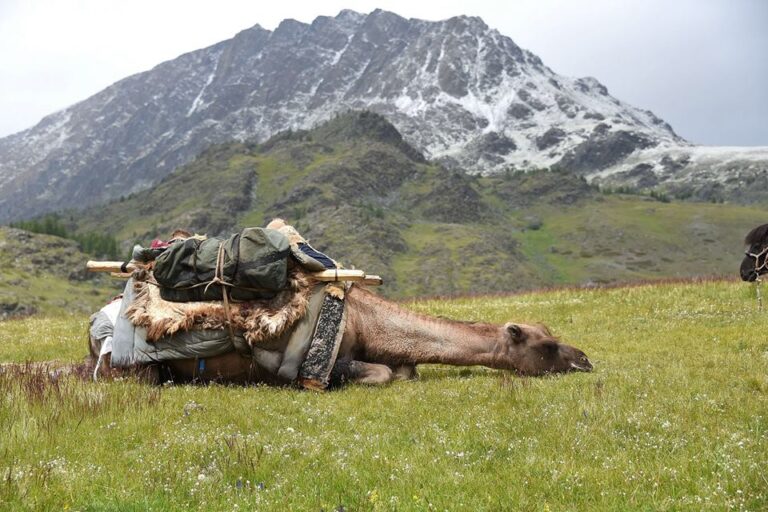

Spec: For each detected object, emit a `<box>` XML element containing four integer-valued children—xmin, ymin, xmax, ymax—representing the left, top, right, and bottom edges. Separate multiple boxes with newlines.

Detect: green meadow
<box><xmin>1</xmin><ymin>280</ymin><xmax>766</xmax><ymax>511</ymax></box>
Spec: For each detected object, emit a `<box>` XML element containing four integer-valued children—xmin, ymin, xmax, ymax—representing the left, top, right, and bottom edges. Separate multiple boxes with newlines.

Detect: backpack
<box><xmin>153</xmin><ymin>227</ymin><xmax>290</xmax><ymax>302</ymax></box>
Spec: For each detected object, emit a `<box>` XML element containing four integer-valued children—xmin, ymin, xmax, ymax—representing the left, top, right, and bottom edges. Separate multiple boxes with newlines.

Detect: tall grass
<box><xmin>1</xmin><ymin>280</ymin><xmax>766</xmax><ymax>510</ymax></box>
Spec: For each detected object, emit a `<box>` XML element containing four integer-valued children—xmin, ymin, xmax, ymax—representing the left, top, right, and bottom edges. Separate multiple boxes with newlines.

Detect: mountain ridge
<box><xmin>0</xmin><ymin>8</ymin><xmax>735</xmax><ymax>224</ymax></box>
<box><xmin>63</xmin><ymin>111</ymin><xmax>764</xmax><ymax>298</ymax></box>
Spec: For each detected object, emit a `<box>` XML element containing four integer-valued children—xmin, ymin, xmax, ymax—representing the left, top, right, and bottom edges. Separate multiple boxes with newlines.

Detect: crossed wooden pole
<box><xmin>86</xmin><ymin>260</ymin><xmax>383</xmax><ymax>286</ymax></box>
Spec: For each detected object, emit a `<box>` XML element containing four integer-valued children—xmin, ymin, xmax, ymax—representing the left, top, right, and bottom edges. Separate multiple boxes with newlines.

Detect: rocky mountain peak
<box><xmin>335</xmin><ymin>9</ymin><xmax>366</xmax><ymax>23</ymax></box>
<box><xmin>0</xmin><ymin>8</ymin><xmax>762</xmax><ymax>224</ymax></box>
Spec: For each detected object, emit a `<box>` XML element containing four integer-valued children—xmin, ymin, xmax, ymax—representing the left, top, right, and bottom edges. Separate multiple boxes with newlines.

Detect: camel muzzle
<box><xmin>570</xmin><ymin>357</ymin><xmax>593</xmax><ymax>372</ymax></box>
<box><xmin>741</xmin><ymin>268</ymin><xmax>758</xmax><ymax>282</ymax></box>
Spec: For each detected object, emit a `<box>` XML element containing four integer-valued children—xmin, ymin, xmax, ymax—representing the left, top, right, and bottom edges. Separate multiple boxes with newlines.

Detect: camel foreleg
<box><xmin>344</xmin><ymin>361</ymin><xmax>395</xmax><ymax>385</ymax></box>
<box><xmin>391</xmin><ymin>364</ymin><xmax>419</xmax><ymax>380</ymax></box>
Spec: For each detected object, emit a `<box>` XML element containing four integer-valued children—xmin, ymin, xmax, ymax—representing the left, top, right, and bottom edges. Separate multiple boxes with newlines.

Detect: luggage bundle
<box><xmin>152</xmin><ymin>227</ymin><xmax>291</xmax><ymax>302</ymax></box>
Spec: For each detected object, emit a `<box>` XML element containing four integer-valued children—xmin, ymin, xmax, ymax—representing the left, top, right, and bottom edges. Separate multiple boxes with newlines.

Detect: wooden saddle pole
<box><xmin>85</xmin><ymin>261</ymin><xmax>383</xmax><ymax>286</ymax></box>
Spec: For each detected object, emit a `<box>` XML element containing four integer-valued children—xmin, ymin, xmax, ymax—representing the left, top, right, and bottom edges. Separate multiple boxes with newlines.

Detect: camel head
<box><xmin>741</xmin><ymin>223</ymin><xmax>768</xmax><ymax>282</ymax></box>
<box><xmin>502</xmin><ymin>322</ymin><xmax>592</xmax><ymax>376</ymax></box>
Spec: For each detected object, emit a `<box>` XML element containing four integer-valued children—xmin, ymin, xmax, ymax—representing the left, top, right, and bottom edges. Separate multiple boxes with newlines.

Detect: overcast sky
<box><xmin>0</xmin><ymin>0</ymin><xmax>766</xmax><ymax>145</ymax></box>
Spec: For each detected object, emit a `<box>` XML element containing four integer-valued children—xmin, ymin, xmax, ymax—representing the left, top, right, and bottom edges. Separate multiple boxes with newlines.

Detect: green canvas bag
<box><xmin>153</xmin><ymin>227</ymin><xmax>290</xmax><ymax>302</ymax></box>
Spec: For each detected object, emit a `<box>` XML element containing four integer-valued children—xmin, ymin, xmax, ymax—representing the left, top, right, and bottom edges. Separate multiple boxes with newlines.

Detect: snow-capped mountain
<box><xmin>0</xmin><ymin>9</ymin><xmax>764</xmax><ymax>222</ymax></box>
<box><xmin>591</xmin><ymin>145</ymin><xmax>768</xmax><ymax>203</ymax></box>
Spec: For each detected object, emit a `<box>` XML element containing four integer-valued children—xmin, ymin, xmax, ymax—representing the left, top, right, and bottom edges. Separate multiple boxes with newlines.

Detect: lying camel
<box><xmin>88</xmin><ymin>284</ymin><xmax>593</xmax><ymax>386</ymax></box>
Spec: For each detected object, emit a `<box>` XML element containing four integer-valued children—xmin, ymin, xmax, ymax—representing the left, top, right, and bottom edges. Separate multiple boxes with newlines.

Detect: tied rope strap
<box><xmin>747</xmin><ymin>245</ymin><xmax>768</xmax><ymax>312</ymax></box>
<box><xmin>203</xmin><ymin>242</ymin><xmax>237</xmax><ymax>342</ymax></box>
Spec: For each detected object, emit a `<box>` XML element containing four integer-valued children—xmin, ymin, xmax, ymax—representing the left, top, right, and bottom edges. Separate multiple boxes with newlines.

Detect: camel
<box><xmin>87</xmin><ymin>284</ymin><xmax>593</xmax><ymax>386</ymax></box>
<box><xmin>740</xmin><ymin>223</ymin><xmax>768</xmax><ymax>282</ymax></box>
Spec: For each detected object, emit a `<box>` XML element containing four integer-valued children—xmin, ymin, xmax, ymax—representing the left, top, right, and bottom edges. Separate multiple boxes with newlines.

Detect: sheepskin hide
<box><xmin>125</xmin><ymin>269</ymin><xmax>312</xmax><ymax>346</ymax></box>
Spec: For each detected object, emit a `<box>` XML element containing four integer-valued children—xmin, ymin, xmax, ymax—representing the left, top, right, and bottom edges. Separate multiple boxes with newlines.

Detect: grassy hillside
<box><xmin>0</xmin><ymin>227</ymin><xmax>119</xmax><ymax>319</ymax></box>
<box><xmin>511</xmin><ymin>195</ymin><xmax>761</xmax><ymax>285</ymax></box>
<box><xmin>47</xmin><ymin>111</ymin><xmax>767</xmax><ymax>298</ymax></box>
<box><xmin>1</xmin><ymin>280</ymin><xmax>766</xmax><ymax>510</ymax></box>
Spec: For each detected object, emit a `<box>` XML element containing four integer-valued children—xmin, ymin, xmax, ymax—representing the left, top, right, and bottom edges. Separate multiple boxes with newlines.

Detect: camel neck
<box><xmin>347</xmin><ymin>287</ymin><xmax>504</xmax><ymax>368</ymax></box>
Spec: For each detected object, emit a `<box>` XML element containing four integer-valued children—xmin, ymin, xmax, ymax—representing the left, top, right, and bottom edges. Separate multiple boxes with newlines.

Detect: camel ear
<box><xmin>506</xmin><ymin>323</ymin><xmax>524</xmax><ymax>343</ymax></box>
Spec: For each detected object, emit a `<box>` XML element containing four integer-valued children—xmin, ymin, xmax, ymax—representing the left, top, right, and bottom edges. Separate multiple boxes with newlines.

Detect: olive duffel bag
<box><xmin>152</xmin><ymin>227</ymin><xmax>290</xmax><ymax>302</ymax></box>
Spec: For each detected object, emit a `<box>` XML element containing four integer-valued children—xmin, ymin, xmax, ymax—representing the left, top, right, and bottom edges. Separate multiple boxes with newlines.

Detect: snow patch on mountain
<box><xmin>0</xmin><ymin>8</ymin><xmax>764</xmax><ymax>222</ymax></box>
<box><xmin>187</xmin><ymin>70</ymin><xmax>217</xmax><ymax>117</ymax></box>
<box><xmin>590</xmin><ymin>145</ymin><xmax>768</xmax><ymax>202</ymax></box>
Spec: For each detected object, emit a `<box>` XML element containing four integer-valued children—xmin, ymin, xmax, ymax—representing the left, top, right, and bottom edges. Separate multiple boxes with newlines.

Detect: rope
<box><xmin>746</xmin><ymin>246</ymin><xmax>768</xmax><ymax>312</ymax></box>
<box><xmin>203</xmin><ymin>242</ymin><xmax>237</xmax><ymax>343</ymax></box>
<box><xmin>146</xmin><ymin>269</ymin><xmax>282</xmax><ymax>295</ymax></box>
<box><xmin>747</xmin><ymin>245</ymin><xmax>768</xmax><ymax>274</ymax></box>
<box><xmin>93</xmin><ymin>352</ymin><xmax>105</xmax><ymax>382</ymax></box>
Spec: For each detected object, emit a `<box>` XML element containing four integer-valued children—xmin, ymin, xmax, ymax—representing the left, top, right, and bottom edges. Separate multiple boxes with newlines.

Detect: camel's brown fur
<box><xmin>340</xmin><ymin>286</ymin><xmax>593</xmax><ymax>378</ymax></box>
<box><xmin>125</xmin><ymin>269</ymin><xmax>313</xmax><ymax>345</ymax></box>
<box><xmin>93</xmin><ymin>283</ymin><xmax>593</xmax><ymax>387</ymax></box>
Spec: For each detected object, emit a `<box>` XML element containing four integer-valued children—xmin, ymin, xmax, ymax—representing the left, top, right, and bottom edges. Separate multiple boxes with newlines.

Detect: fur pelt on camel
<box><xmin>125</xmin><ymin>269</ymin><xmax>313</xmax><ymax>345</ymax></box>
